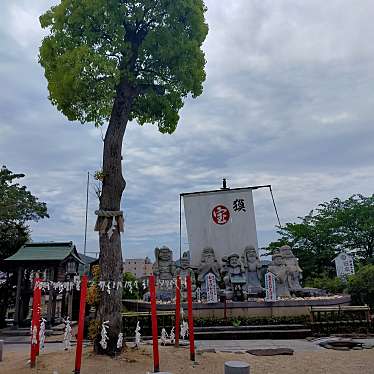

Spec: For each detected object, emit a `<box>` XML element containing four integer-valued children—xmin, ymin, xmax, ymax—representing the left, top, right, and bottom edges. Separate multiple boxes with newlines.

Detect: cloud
<box><xmin>1</xmin><ymin>1</ymin><xmax>374</xmax><ymax>262</ymax></box>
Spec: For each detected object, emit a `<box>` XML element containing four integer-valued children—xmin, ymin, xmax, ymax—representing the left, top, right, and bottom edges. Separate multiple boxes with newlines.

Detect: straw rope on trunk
<box><xmin>94</xmin><ymin>210</ymin><xmax>124</xmax><ymax>233</ymax></box>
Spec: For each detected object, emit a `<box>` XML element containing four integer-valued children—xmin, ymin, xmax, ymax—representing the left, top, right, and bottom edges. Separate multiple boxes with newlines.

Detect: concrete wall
<box><xmin>124</xmin><ymin>295</ymin><xmax>351</xmax><ymax>319</ymax></box>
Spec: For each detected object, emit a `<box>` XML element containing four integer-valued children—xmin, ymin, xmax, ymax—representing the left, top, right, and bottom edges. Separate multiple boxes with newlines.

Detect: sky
<box><xmin>1</xmin><ymin>1</ymin><xmax>374</xmax><ymax>262</ymax></box>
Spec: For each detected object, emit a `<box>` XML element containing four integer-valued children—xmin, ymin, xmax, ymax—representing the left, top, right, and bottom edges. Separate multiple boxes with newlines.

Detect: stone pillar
<box><xmin>13</xmin><ymin>267</ymin><xmax>23</xmax><ymax>327</ymax></box>
<box><xmin>224</xmin><ymin>361</ymin><xmax>250</xmax><ymax>374</ymax></box>
<box><xmin>67</xmin><ymin>289</ymin><xmax>73</xmax><ymax>319</ymax></box>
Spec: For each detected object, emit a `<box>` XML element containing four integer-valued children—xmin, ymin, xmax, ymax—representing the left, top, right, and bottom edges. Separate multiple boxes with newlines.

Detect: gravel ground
<box><xmin>1</xmin><ymin>343</ymin><xmax>374</xmax><ymax>374</ymax></box>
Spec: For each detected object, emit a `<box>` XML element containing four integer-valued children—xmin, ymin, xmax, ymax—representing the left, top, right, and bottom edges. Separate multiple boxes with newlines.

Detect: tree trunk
<box><xmin>95</xmin><ymin>81</ymin><xmax>135</xmax><ymax>355</ymax></box>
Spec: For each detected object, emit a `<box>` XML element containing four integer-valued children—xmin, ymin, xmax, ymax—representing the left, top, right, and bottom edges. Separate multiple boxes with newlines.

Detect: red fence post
<box><xmin>150</xmin><ymin>275</ymin><xmax>160</xmax><ymax>373</ymax></box>
<box><xmin>175</xmin><ymin>275</ymin><xmax>181</xmax><ymax>347</ymax></box>
<box><xmin>187</xmin><ymin>275</ymin><xmax>195</xmax><ymax>362</ymax></box>
<box><xmin>74</xmin><ymin>274</ymin><xmax>88</xmax><ymax>374</ymax></box>
<box><xmin>35</xmin><ymin>284</ymin><xmax>42</xmax><ymax>356</ymax></box>
<box><xmin>30</xmin><ymin>277</ymin><xmax>40</xmax><ymax>368</ymax></box>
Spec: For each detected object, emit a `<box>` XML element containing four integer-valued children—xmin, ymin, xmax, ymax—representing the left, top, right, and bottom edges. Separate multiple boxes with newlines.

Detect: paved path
<box><xmin>196</xmin><ymin>338</ymin><xmax>374</xmax><ymax>353</ymax></box>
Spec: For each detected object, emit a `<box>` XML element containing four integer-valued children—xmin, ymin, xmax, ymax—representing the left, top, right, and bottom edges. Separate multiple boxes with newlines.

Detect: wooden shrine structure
<box><xmin>4</xmin><ymin>241</ymin><xmax>84</xmax><ymax>327</ymax></box>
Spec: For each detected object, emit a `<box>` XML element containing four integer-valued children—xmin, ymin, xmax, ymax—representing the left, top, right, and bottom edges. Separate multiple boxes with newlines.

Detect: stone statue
<box><xmin>279</xmin><ymin>245</ymin><xmax>303</xmax><ymax>291</ymax></box>
<box><xmin>222</xmin><ymin>253</ymin><xmax>246</xmax><ymax>291</ymax></box>
<box><xmin>153</xmin><ymin>246</ymin><xmax>176</xmax><ymax>301</ymax></box>
<box><xmin>153</xmin><ymin>246</ymin><xmax>176</xmax><ymax>282</ymax></box>
<box><xmin>242</xmin><ymin>246</ymin><xmax>263</xmax><ymax>295</ymax></box>
<box><xmin>197</xmin><ymin>247</ymin><xmax>221</xmax><ymax>301</ymax></box>
<box><xmin>176</xmin><ymin>251</ymin><xmax>196</xmax><ymax>299</ymax></box>
<box><xmin>268</xmin><ymin>252</ymin><xmax>290</xmax><ymax>298</ymax></box>
<box><xmin>176</xmin><ymin>251</ymin><xmax>196</xmax><ymax>285</ymax></box>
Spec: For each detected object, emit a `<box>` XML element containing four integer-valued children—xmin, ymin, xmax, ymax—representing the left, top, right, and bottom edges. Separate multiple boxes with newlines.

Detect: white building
<box><xmin>124</xmin><ymin>257</ymin><xmax>153</xmax><ymax>279</ymax></box>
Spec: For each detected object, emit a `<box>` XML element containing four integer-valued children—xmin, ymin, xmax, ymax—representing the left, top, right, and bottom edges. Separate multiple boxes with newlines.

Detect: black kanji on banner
<box><xmin>233</xmin><ymin>199</ymin><xmax>246</xmax><ymax>212</ymax></box>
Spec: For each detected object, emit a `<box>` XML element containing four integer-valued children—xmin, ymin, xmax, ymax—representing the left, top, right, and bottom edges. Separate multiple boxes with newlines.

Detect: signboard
<box><xmin>205</xmin><ymin>273</ymin><xmax>218</xmax><ymax>303</ymax></box>
<box><xmin>265</xmin><ymin>272</ymin><xmax>277</xmax><ymax>302</ymax></box>
<box><xmin>334</xmin><ymin>253</ymin><xmax>355</xmax><ymax>279</ymax></box>
<box><xmin>183</xmin><ymin>188</ymin><xmax>258</xmax><ymax>266</ymax></box>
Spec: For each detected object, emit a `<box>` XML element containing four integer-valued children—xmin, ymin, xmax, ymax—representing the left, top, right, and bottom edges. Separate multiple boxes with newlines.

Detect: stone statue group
<box><xmin>152</xmin><ymin>244</ymin><xmax>305</xmax><ymax>302</ymax></box>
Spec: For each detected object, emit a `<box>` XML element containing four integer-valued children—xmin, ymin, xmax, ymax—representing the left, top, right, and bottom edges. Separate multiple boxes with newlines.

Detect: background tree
<box><xmin>348</xmin><ymin>264</ymin><xmax>374</xmax><ymax>309</ymax></box>
<box><xmin>0</xmin><ymin>166</ymin><xmax>48</xmax><ymax>327</ymax></box>
<box><xmin>266</xmin><ymin>194</ymin><xmax>374</xmax><ymax>282</ymax></box>
<box><xmin>0</xmin><ymin>166</ymin><xmax>48</xmax><ymax>260</ymax></box>
<box><xmin>39</xmin><ymin>0</ymin><xmax>208</xmax><ymax>354</ymax></box>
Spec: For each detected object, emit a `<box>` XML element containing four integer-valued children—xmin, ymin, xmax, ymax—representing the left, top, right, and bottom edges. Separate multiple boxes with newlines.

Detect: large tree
<box><xmin>267</xmin><ymin>194</ymin><xmax>374</xmax><ymax>282</ymax></box>
<box><xmin>39</xmin><ymin>0</ymin><xmax>208</xmax><ymax>354</ymax></box>
<box><xmin>0</xmin><ymin>166</ymin><xmax>48</xmax><ymax>327</ymax></box>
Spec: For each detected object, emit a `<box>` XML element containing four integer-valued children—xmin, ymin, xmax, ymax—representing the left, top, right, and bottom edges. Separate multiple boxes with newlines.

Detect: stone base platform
<box><xmin>124</xmin><ymin>295</ymin><xmax>351</xmax><ymax>318</ymax></box>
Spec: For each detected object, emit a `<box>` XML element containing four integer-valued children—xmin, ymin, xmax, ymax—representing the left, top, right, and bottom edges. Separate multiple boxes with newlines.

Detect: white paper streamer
<box><xmin>39</xmin><ymin>318</ymin><xmax>46</xmax><ymax>350</ymax></box>
<box><xmin>100</xmin><ymin>321</ymin><xmax>110</xmax><ymax>350</ymax></box>
<box><xmin>117</xmin><ymin>332</ymin><xmax>123</xmax><ymax>349</ymax></box>
<box><xmin>135</xmin><ymin>321</ymin><xmax>141</xmax><ymax>348</ymax></box>
<box><xmin>63</xmin><ymin>317</ymin><xmax>72</xmax><ymax>350</ymax></box>
<box><xmin>161</xmin><ymin>328</ymin><xmax>168</xmax><ymax>346</ymax></box>
<box><xmin>181</xmin><ymin>321</ymin><xmax>189</xmax><ymax>341</ymax></box>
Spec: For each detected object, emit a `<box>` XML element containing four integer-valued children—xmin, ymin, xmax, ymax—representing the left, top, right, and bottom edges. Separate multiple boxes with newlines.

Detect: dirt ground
<box><xmin>1</xmin><ymin>345</ymin><xmax>374</xmax><ymax>374</ymax></box>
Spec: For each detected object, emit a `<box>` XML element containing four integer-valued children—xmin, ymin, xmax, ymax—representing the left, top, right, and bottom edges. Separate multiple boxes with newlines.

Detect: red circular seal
<box><xmin>212</xmin><ymin>205</ymin><xmax>230</xmax><ymax>225</ymax></box>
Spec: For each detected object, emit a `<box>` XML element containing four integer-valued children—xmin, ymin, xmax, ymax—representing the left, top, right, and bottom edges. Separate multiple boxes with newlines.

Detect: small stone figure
<box><xmin>222</xmin><ymin>253</ymin><xmax>246</xmax><ymax>300</ymax></box>
<box><xmin>180</xmin><ymin>321</ymin><xmax>189</xmax><ymax>341</ymax></box>
<box><xmin>169</xmin><ymin>327</ymin><xmax>175</xmax><ymax>344</ymax></box>
<box><xmin>161</xmin><ymin>328</ymin><xmax>168</xmax><ymax>346</ymax></box>
<box><xmin>135</xmin><ymin>321</ymin><xmax>141</xmax><ymax>348</ymax></box>
<box><xmin>100</xmin><ymin>321</ymin><xmax>110</xmax><ymax>350</ymax></box>
<box><xmin>63</xmin><ymin>317</ymin><xmax>72</xmax><ymax>350</ymax></box>
<box><xmin>279</xmin><ymin>245</ymin><xmax>303</xmax><ymax>291</ymax></box>
<box><xmin>268</xmin><ymin>253</ymin><xmax>290</xmax><ymax>298</ymax></box>
<box><xmin>242</xmin><ymin>246</ymin><xmax>263</xmax><ymax>295</ymax></box>
<box><xmin>197</xmin><ymin>247</ymin><xmax>221</xmax><ymax>301</ymax></box>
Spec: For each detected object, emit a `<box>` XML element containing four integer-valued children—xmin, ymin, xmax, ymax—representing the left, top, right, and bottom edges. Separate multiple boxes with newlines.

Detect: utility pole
<box><xmin>83</xmin><ymin>172</ymin><xmax>89</xmax><ymax>255</ymax></box>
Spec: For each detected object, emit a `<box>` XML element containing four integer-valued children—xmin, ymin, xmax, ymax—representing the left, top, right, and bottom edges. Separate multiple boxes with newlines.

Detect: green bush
<box><xmin>193</xmin><ymin>315</ymin><xmax>309</xmax><ymax>328</ymax></box>
<box><xmin>348</xmin><ymin>264</ymin><xmax>374</xmax><ymax>309</ymax></box>
<box><xmin>305</xmin><ymin>276</ymin><xmax>346</xmax><ymax>294</ymax></box>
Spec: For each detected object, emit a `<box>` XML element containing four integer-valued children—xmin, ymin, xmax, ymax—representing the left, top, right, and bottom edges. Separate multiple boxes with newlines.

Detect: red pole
<box><xmin>30</xmin><ymin>277</ymin><xmax>40</xmax><ymax>368</ymax></box>
<box><xmin>74</xmin><ymin>275</ymin><xmax>88</xmax><ymax>374</ymax></box>
<box><xmin>175</xmin><ymin>275</ymin><xmax>181</xmax><ymax>347</ymax></box>
<box><xmin>35</xmin><ymin>284</ymin><xmax>42</xmax><ymax>356</ymax></box>
<box><xmin>150</xmin><ymin>275</ymin><xmax>160</xmax><ymax>373</ymax></box>
<box><xmin>187</xmin><ymin>275</ymin><xmax>195</xmax><ymax>362</ymax></box>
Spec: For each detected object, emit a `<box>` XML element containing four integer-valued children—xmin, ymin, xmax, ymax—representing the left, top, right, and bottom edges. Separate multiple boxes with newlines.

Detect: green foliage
<box><xmin>305</xmin><ymin>276</ymin><xmax>346</xmax><ymax>294</ymax></box>
<box><xmin>121</xmin><ymin>314</ymin><xmax>310</xmax><ymax>337</ymax></box>
<box><xmin>0</xmin><ymin>166</ymin><xmax>48</xmax><ymax>260</ymax></box>
<box><xmin>122</xmin><ymin>272</ymin><xmax>141</xmax><ymax>300</ymax></box>
<box><xmin>231</xmin><ymin>318</ymin><xmax>241</xmax><ymax>327</ymax></box>
<box><xmin>39</xmin><ymin>0</ymin><xmax>208</xmax><ymax>133</ymax></box>
<box><xmin>267</xmin><ymin>194</ymin><xmax>374</xmax><ymax>282</ymax></box>
<box><xmin>193</xmin><ymin>315</ymin><xmax>310</xmax><ymax>328</ymax></box>
<box><xmin>348</xmin><ymin>264</ymin><xmax>374</xmax><ymax>309</ymax></box>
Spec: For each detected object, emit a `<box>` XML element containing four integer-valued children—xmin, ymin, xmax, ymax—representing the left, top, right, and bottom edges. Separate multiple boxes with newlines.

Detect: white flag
<box><xmin>183</xmin><ymin>188</ymin><xmax>258</xmax><ymax>266</ymax></box>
